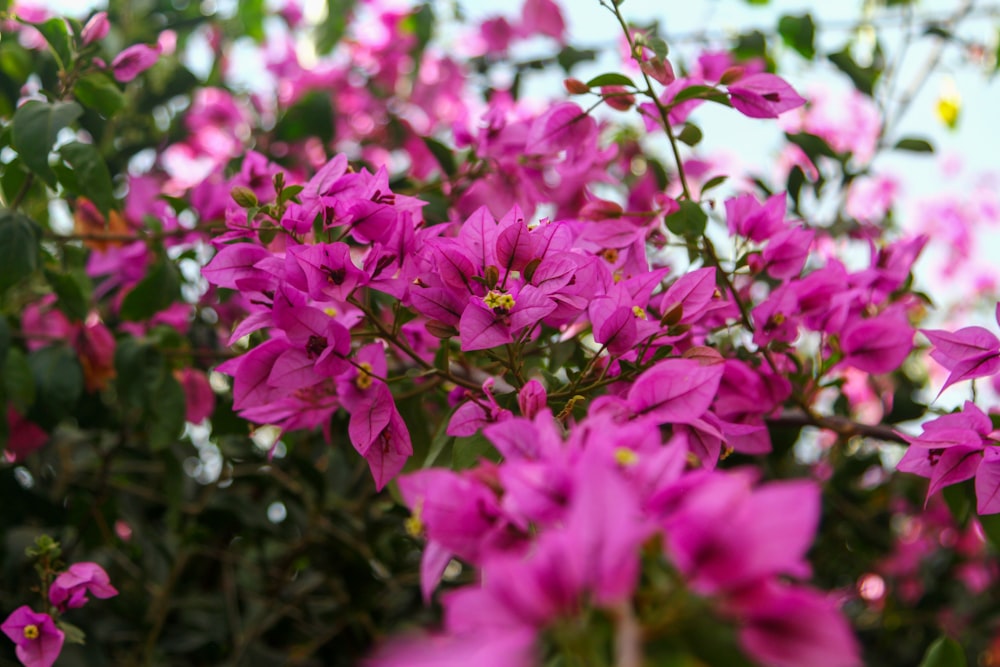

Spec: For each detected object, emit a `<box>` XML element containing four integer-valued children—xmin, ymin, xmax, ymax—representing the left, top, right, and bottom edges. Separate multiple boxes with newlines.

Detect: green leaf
<box><xmin>452</xmin><ymin>432</ymin><xmax>498</xmax><ymax>470</ymax></box>
<box><xmin>919</xmin><ymin>636</ymin><xmax>967</xmax><ymax>667</ymax></box>
<box><xmin>670</xmin><ymin>84</ymin><xmax>729</xmax><ymax>106</ymax></box>
<box><xmin>785</xmin><ymin>132</ymin><xmax>839</xmax><ymax>160</ymax></box>
<box><xmin>778</xmin><ymin>14</ymin><xmax>816</xmax><ymax>59</ymax></box>
<box><xmin>664</xmin><ymin>200</ymin><xmax>707</xmax><ymax>238</ymax></box>
<box><xmin>29</xmin><ymin>345</ymin><xmax>83</xmax><ymax>423</ymax></box>
<box><xmin>44</xmin><ymin>269</ymin><xmax>89</xmax><ymax>322</ymax></box>
<box><xmin>11</xmin><ymin>100</ymin><xmax>83</xmax><ymax>188</ymax></box>
<box><xmin>701</xmin><ymin>174</ymin><xmax>728</xmax><ymax>193</ymax></box>
<box><xmin>148</xmin><ymin>373</ymin><xmax>187</xmax><ymax>450</ymax></box>
<box><xmin>0</xmin><ymin>317</ymin><xmax>8</xmax><ymax>367</ymax></box>
<box><xmin>274</xmin><ymin>92</ymin><xmax>334</xmax><ymax>144</ymax></box>
<box><xmin>422</xmin><ymin>137</ymin><xmax>457</xmax><ymax>177</ymax></box>
<box><xmin>58</xmin><ymin>141</ymin><xmax>115</xmax><ymax>215</ymax></box>
<box><xmin>979</xmin><ymin>512</ymin><xmax>1000</xmax><ymax>550</ymax></box>
<box><xmin>73</xmin><ymin>72</ymin><xmax>125</xmax><ymax>117</ymax></box>
<box><xmin>676</xmin><ymin>123</ymin><xmax>703</xmax><ymax>147</ymax></box>
<box><xmin>733</xmin><ymin>30</ymin><xmax>769</xmax><ymax>64</ymax></box>
<box><xmin>278</xmin><ymin>184</ymin><xmax>304</xmax><ymax>204</ymax></box>
<box><xmin>237</xmin><ymin>0</ymin><xmax>266</xmax><ymax>42</ymax></box>
<box><xmin>119</xmin><ymin>259</ymin><xmax>181</xmax><ymax>322</ymax></box>
<box><xmin>3</xmin><ymin>347</ymin><xmax>35</xmax><ymax>410</ymax></box>
<box><xmin>316</xmin><ymin>0</ymin><xmax>357</xmax><ymax>54</ymax></box>
<box><xmin>556</xmin><ymin>46</ymin><xmax>598</xmax><ymax>73</ymax></box>
<box><xmin>828</xmin><ymin>45</ymin><xmax>881</xmax><ymax>96</ymax></box>
<box><xmin>586</xmin><ymin>72</ymin><xmax>635</xmax><ymax>88</ymax></box>
<box><xmin>942</xmin><ymin>481</ymin><xmax>973</xmax><ymax>527</ymax></box>
<box><xmin>422</xmin><ymin>415</ymin><xmax>453</xmax><ymax>468</ymax></box>
<box><xmin>19</xmin><ymin>17</ymin><xmax>72</xmax><ymax>70</ymax></box>
<box><xmin>115</xmin><ymin>338</ymin><xmax>165</xmax><ymax>410</ymax></box>
<box><xmin>894</xmin><ymin>137</ymin><xmax>934</xmax><ymax>153</ymax></box>
<box><xmin>0</xmin><ymin>210</ymin><xmax>42</xmax><ymax>293</ymax></box>
<box><xmin>647</xmin><ymin>36</ymin><xmax>669</xmax><ymax>60</ymax></box>
<box><xmin>56</xmin><ymin>620</ymin><xmax>86</xmax><ymax>645</ymax></box>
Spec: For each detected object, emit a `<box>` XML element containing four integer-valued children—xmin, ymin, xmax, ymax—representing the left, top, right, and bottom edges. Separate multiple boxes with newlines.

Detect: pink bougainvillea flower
<box><xmin>725</xmin><ymin>192</ymin><xmax>787</xmax><ymax>242</ymax></box>
<box><xmin>922</xmin><ymin>304</ymin><xmax>1000</xmax><ymax>393</ymax></box>
<box><xmin>176</xmin><ymin>369</ymin><xmax>216</xmax><ymax>424</ymax></box>
<box><xmin>727</xmin><ymin>73</ymin><xmax>806</xmax><ymax>119</ymax></box>
<box><xmin>627</xmin><ymin>358</ymin><xmax>723</xmax><ymax>425</ymax></box>
<box><xmin>1</xmin><ymin>606</ymin><xmax>64</xmax><ymax>667</ymax></box>
<box><xmin>111</xmin><ymin>43</ymin><xmax>161</xmax><ymax>83</ymax></box>
<box><xmin>458</xmin><ymin>283</ymin><xmax>555</xmax><ymax>351</ymax></box>
<box><xmin>896</xmin><ymin>401</ymin><xmax>1000</xmax><ymax>513</ymax></box>
<box><xmin>4</xmin><ymin>406</ymin><xmax>49</xmax><ymax>462</ymax></box>
<box><xmin>730</xmin><ymin>581</ymin><xmax>862</xmax><ymax>667</ymax></box>
<box><xmin>664</xmin><ymin>475</ymin><xmax>818</xmax><ymax>593</ymax></box>
<box><xmin>447</xmin><ymin>378</ymin><xmax>513</xmax><ymax>437</ymax></box>
<box><xmin>839</xmin><ymin>307</ymin><xmax>913</xmax><ymax>374</ymax></box>
<box><xmin>49</xmin><ymin>562</ymin><xmax>119</xmax><ymax>611</ymax></box>
<box><xmin>518</xmin><ymin>0</ymin><xmax>566</xmax><ymax>43</ymax></box>
<box><xmin>762</xmin><ymin>225</ymin><xmax>814</xmax><ymax>280</ymax></box>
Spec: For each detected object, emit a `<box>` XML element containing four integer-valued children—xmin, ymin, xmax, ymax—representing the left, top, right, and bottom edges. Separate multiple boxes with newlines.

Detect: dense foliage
<box><xmin>2</xmin><ymin>0</ymin><xmax>1000</xmax><ymax>665</ymax></box>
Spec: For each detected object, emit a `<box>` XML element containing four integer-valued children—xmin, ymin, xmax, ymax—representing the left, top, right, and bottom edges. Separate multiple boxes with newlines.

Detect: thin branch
<box><xmin>768</xmin><ymin>410</ymin><xmax>909</xmax><ymax>444</ymax></box>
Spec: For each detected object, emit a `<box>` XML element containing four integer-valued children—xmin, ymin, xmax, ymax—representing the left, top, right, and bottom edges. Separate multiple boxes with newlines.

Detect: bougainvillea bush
<box><xmin>3</xmin><ymin>0</ymin><xmax>1000</xmax><ymax>664</ymax></box>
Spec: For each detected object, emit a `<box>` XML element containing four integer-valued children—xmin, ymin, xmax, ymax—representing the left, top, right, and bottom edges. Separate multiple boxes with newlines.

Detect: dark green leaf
<box><xmin>422</xmin><ymin>137</ymin><xmax>457</xmax><ymax>177</ymax></box>
<box><xmin>20</xmin><ymin>17</ymin><xmax>72</xmax><ymax>70</ymax></box>
<box><xmin>923</xmin><ymin>25</ymin><xmax>952</xmax><ymax>39</ymax></box>
<box><xmin>29</xmin><ymin>345</ymin><xmax>83</xmax><ymax>422</ymax></box>
<box><xmin>586</xmin><ymin>72</ymin><xmax>634</xmax><ymax>88</ymax></box>
<box><xmin>778</xmin><ymin>14</ymin><xmax>816</xmax><ymax>59</ymax></box>
<box><xmin>0</xmin><ymin>317</ymin><xmax>8</xmax><ymax>367</ymax></box>
<box><xmin>452</xmin><ymin>432</ymin><xmax>498</xmax><ymax>470</ymax></box>
<box><xmin>73</xmin><ymin>72</ymin><xmax>125</xmax><ymax>117</ymax></box>
<box><xmin>919</xmin><ymin>636</ymin><xmax>967</xmax><ymax>667</ymax></box>
<box><xmin>3</xmin><ymin>347</ymin><xmax>34</xmax><ymax>410</ymax></box>
<box><xmin>10</xmin><ymin>100</ymin><xmax>83</xmax><ymax>187</ymax></box>
<box><xmin>664</xmin><ymin>200</ymin><xmax>707</xmax><ymax>237</ymax></box>
<box><xmin>59</xmin><ymin>141</ymin><xmax>115</xmax><ymax>215</ymax></box>
<box><xmin>556</xmin><ymin>46</ymin><xmax>598</xmax><ymax>73</ymax></box>
<box><xmin>942</xmin><ymin>482</ymin><xmax>973</xmax><ymax>527</ymax></box>
<box><xmin>274</xmin><ymin>92</ymin><xmax>334</xmax><ymax>144</ymax></box>
<box><xmin>894</xmin><ymin>137</ymin><xmax>934</xmax><ymax>153</ymax></box>
<box><xmin>979</xmin><ymin>512</ymin><xmax>1000</xmax><ymax>550</ymax></box>
<box><xmin>422</xmin><ymin>415</ymin><xmax>453</xmax><ymax>468</ymax></box>
<box><xmin>0</xmin><ymin>210</ymin><xmax>42</xmax><ymax>292</ymax></box>
<box><xmin>44</xmin><ymin>269</ymin><xmax>89</xmax><ymax>322</ymax></box>
<box><xmin>119</xmin><ymin>259</ymin><xmax>181</xmax><ymax>321</ymax></box>
<box><xmin>828</xmin><ymin>46</ymin><xmax>881</xmax><ymax>96</ymax></box>
<box><xmin>733</xmin><ymin>30</ymin><xmax>769</xmax><ymax>65</ymax></box>
<box><xmin>149</xmin><ymin>373</ymin><xmax>187</xmax><ymax>449</ymax></box>
<box><xmin>785</xmin><ymin>132</ymin><xmax>839</xmax><ymax>160</ymax></box>
<box><xmin>115</xmin><ymin>338</ymin><xmax>165</xmax><ymax>409</ymax></box>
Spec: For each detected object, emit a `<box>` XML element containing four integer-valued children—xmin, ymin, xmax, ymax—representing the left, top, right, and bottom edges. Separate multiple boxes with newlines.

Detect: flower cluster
<box><xmin>2</xmin><ymin>562</ymin><xmax>117</xmax><ymax>667</ymax></box>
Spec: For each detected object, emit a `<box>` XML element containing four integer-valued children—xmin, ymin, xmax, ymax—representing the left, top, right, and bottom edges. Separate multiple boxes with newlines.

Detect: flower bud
<box><xmin>517</xmin><ymin>380</ymin><xmax>547</xmax><ymax>419</ymax></box>
<box><xmin>81</xmin><ymin>12</ymin><xmax>109</xmax><ymax>46</ymax></box>
<box><xmin>231</xmin><ymin>186</ymin><xmax>258</xmax><ymax>208</ymax></box>
<box><xmin>601</xmin><ymin>85</ymin><xmax>635</xmax><ymax>111</ymax></box>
